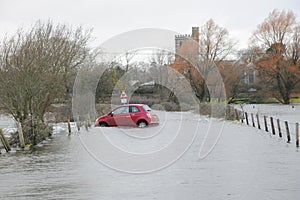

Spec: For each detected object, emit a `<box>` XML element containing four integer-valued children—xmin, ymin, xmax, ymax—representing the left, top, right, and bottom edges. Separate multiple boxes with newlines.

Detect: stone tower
<box><xmin>175</xmin><ymin>27</ymin><xmax>199</xmax><ymax>51</ymax></box>
<box><xmin>174</xmin><ymin>27</ymin><xmax>199</xmax><ymax>62</ymax></box>
<box><xmin>192</xmin><ymin>27</ymin><xmax>199</xmax><ymax>44</ymax></box>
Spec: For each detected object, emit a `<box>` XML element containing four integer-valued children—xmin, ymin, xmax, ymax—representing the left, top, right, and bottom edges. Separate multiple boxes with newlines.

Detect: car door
<box><xmin>129</xmin><ymin>106</ymin><xmax>142</xmax><ymax>125</ymax></box>
<box><xmin>105</xmin><ymin>111</ymin><xmax>117</xmax><ymax>126</ymax></box>
<box><xmin>112</xmin><ymin>106</ymin><xmax>131</xmax><ymax>126</ymax></box>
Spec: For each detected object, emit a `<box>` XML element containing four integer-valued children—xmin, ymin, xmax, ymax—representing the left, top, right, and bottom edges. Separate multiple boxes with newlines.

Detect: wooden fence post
<box><xmin>256</xmin><ymin>114</ymin><xmax>261</xmax><ymax>129</ymax></box>
<box><xmin>85</xmin><ymin>121</ymin><xmax>88</xmax><ymax>131</ymax></box>
<box><xmin>87</xmin><ymin>113</ymin><xmax>91</xmax><ymax>127</ymax></box>
<box><xmin>285</xmin><ymin>121</ymin><xmax>291</xmax><ymax>143</ymax></box>
<box><xmin>264</xmin><ymin>116</ymin><xmax>268</xmax><ymax>132</ymax></box>
<box><xmin>296</xmin><ymin>122</ymin><xmax>299</xmax><ymax>148</ymax></box>
<box><xmin>17</xmin><ymin>122</ymin><xmax>25</xmax><ymax>149</ymax></box>
<box><xmin>76</xmin><ymin>115</ymin><xmax>81</xmax><ymax>132</ymax></box>
<box><xmin>67</xmin><ymin>116</ymin><xmax>71</xmax><ymax>135</ymax></box>
<box><xmin>241</xmin><ymin>112</ymin><xmax>244</xmax><ymax>123</ymax></box>
<box><xmin>270</xmin><ymin>117</ymin><xmax>275</xmax><ymax>135</ymax></box>
<box><xmin>245</xmin><ymin>112</ymin><xmax>249</xmax><ymax>125</ymax></box>
<box><xmin>234</xmin><ymin>109</ymin><xmax>239</xmax><ymax>121</ymax></box>
<box><xmin>85</xmin><ymin>113</ymin><xmax>91</xmax><ymax>131</ymax></box>
<box><xmin>277</xmin><ymin>119</ymin><xmax>282</xmax><ymax>138</ymax></box>
<box><xmin>251</xmin><ymin>113</ymin><xmax>255</xmax><ymax>127</ymax></box>
<box><xmin>0</xmin><ymin>129</ymin><xmax>11</xmax><ymax>152</ymax></box>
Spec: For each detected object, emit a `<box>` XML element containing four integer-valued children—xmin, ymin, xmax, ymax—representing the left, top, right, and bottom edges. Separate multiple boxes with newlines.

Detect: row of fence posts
<box><xmin>66</xmin><ymin>113</ymin><xmax>92</xmax><ymax>135</ymax></box>
<box><xmin>0</xmin><ymin>113</ymin><xmax>93</xmax><ymax>153</ymax></box>
<box><xmin>233</xmin><ymin>108</ymin><xmax>299</xmax><ymax>148</ymax></box>
<box><xmin>3</xmin><ymin>109</ymin><xmax>298</xmax><ymax>152</ymax></box>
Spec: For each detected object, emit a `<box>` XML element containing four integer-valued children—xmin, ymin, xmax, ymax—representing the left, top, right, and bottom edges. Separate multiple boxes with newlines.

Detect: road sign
<box><xmin>120</xmin><ymin>90</ymin><xmax>127</xmax><ymax>104</ymax></box>
<box><xmin>120</xmin><ymin>90</ymin><xmax>127</xmax><ymax>98</ymax></box>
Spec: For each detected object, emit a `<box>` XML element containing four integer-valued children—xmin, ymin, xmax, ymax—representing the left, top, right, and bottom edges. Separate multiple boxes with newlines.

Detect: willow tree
<box><xmin>0</xmin><ymin>21</ymin><xmax>94</xmax><ymax>145</ymax></box>
<box><xmin>250</xmin><ymin>9</ymin><xmax>300</xmax><ymax>104</ymax></box>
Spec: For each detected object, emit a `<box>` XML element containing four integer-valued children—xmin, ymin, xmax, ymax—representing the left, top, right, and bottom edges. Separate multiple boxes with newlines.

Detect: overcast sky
<box><xmin>0</xmin><ymin>0</ymin><xmax>299</xmax><ymax>49</ymax></box>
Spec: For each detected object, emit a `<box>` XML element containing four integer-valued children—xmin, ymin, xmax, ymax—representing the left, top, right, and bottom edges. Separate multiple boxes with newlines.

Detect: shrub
<box><xmin>9</xmin><ymin>120</ymin><xmax>52</xmax><ymax>147</ymax></box>
<box><xmin>95</xmin><ymin>104</ymin><xmax>112</xmax><ymax>116</ymax></box>
<box><xmin>161</xmin><ymin>102</ymin><xmax>180</xmax><ymax>111</ymax></box>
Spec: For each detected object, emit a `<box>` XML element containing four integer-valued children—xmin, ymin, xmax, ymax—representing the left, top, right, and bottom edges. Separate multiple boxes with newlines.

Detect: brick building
<box><xmin>170</xmin><ymin>27</ymin><xmax>259</xmax><ymax>100</ymax></box>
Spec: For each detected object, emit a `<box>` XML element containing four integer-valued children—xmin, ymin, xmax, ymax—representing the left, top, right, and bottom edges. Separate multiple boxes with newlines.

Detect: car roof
<box><xmin>128</xmin><ymin>104</ymin><xmax>146</xmax><ymax>106</ymax></box>
<box><xmin>113</xmin><ymin>104</ymin><xmax>147</xmax><ymax>109</ymax></box>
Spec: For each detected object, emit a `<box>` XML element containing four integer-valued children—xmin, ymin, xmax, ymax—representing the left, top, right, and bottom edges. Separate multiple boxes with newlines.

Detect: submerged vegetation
<box><xmin>0</xmin><ymin>21</ymin><xmax>97</xmax><ymax>146</ymax></box>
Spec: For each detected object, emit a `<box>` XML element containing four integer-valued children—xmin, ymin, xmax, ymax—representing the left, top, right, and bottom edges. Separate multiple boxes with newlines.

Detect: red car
<box><xmin>95</xmin><ymin>104</ymin><xmax>159</xmax><ymax>128</ymax></box>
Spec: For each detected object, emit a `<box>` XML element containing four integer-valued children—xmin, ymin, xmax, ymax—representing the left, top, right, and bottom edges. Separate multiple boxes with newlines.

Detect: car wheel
<box><xmin>137</xmin><ymin>120</ymin><xmax>147</xmax><ymax>128</ymax></box>
<box><xmin>99</xmin><ymin>122</ymin><xmax>108</xmax><ymax>127</ymax></box>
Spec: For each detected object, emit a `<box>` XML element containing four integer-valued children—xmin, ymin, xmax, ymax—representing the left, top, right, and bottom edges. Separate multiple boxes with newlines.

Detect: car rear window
<box><xmin>142</xmin><ymin>105</ymin><xmax>151</xmax><ymax>111</ymax></box>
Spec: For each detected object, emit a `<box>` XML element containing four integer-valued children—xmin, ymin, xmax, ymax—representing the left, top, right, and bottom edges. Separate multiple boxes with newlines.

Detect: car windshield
<box><xmin>142</xmin><ymin>105</ymin><xmax>151</xmax><ymax>111</ymax></box>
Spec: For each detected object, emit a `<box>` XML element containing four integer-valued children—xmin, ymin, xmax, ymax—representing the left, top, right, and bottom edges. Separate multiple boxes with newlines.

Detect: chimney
<box><xmin>192</xmin><ymin>27</ymin><xmax>199</xmax><ymax>43</ymax></box>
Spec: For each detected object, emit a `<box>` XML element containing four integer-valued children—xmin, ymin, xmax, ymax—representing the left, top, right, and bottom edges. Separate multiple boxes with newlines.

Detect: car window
<box><xmin>130</xmin><ymin>106</ymin><xmax>140</xmax><ymax>113</ymax></box>
<box><xmin>142</xmin><ymin>105</ymin><xmax>151</xmax><ymax>111</ymax></box>
<box><xmin>113</xmin><ymin>106</ymin><xmax>129</xmax><ymax>115</ymax></box>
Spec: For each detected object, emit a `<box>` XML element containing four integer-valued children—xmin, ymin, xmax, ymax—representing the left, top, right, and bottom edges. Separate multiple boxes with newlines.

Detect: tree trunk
<box><xmin>282</xmin><ymin>91</ymin><xmax>290</xmax><ymax>104</ymax></box>
<box><xmin>276</xmin><ymin>73</ymin><xmax>290</xmax><ymax>104</ymax></box>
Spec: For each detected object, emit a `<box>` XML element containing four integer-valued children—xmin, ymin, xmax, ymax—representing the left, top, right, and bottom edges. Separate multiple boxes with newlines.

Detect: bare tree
<box><xmin>288</xmin><ymin>25</ymin><xmax>300</xmax><ymax>65</ymax></box>
<box><xmin>149</xmin><ymin>49</ymin><xmax>174</xmax><ymax>101</ymax></box>
<box><xmin>149</xmin><ymin>49</ymin><xmax>173</xmax><ymax>66</ymax></box>
<box><xmin>198</xmin><ymin>19</ymin><xmax>237</xmax><ymax>101</ymax></box>
<box><xmin>250</xmin><ymin>9</ymin><xmax>296</xmax><ymax>52</ymax></box>
<box><xmin>110</xmin><ymin>50</ymin><xmax>138</xmax><ymax>94</ymax></box>
<box><xmin>199</xmin><ymin>19</ymin><xmax>237</xmax><ymax>62</ymax></box>
<box><xmin>250</xmin><ymin>9</ymin><xmax>300</xmax><ymax>104</ymax></box>
<box><xmin>0</xmin><ymin>20</ymin><xmax>94</xmax><ymax>145</ymax></box>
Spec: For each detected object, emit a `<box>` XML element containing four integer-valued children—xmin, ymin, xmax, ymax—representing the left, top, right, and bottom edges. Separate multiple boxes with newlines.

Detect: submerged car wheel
<box><xmin>137</xmin><ymin>120</ymin><xmax>148</xmax><ymax>128</ymax></box>
<box><xmin>99</xmin><ymin>122</ymin><xmax>108</xmax><ymax>127</ymax></box>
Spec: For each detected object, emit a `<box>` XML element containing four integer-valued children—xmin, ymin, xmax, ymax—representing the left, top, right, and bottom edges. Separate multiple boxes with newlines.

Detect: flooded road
<box><xmin>1</xmin><ymin>112</ymin><xmax>300</xmax><ymax>200</ymax></box>
<box><xmin>0</xmin><ymin>133</ymin><xmax>84</xmax><ymax>199</ymax></box>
